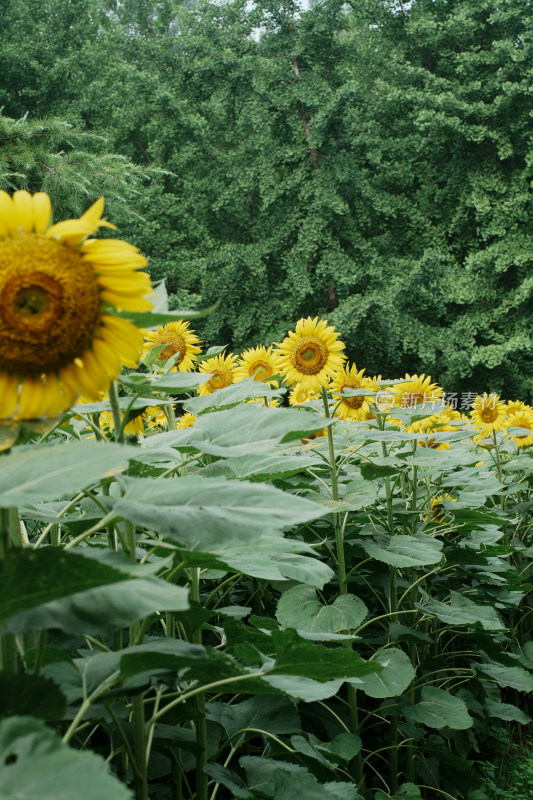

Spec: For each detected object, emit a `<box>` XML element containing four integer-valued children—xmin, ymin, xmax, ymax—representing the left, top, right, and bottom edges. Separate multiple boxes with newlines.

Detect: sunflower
<box><xmin>424</xmin><ymin>494</ymin><xmax>457</xmax><ymax>524</ymax></box>
<box><xmin>177</xmin><ymin>412</ymin><xmax>196</xmax><ymax>429</ymax></box>
<box><xmin>142</xmin><ymin>320</ymin><xmax>202</xmax><ymax>371</ymax></box>
<box><xmin>0</xmin><ymin>191</ymin><xmax>152</xmax><ymax>419</ymax></box>
<box><xmin>389</xmin><ymin>374</ymin><xmax>444</xmax><ymax>433</ymax></box>
<box><xmin>506</xmin><ymin>408</ymin><xmax>533</xmax><ymax>447</ymax></box>
<box><xmin>330</xmin><ymin>364</ymin><xmax>378</xmax><ymax>422</ymax></box>
<box><xmin>98</xmin><ymin>409</ymin><xmax>145</xmax><ymax>437</ymax></box>
<box><xmin>198</xmin><ymin>352</ymin><xmax>238</xmax><ymax>395</ymax></box>
<box><xmin>505</xmin><ymin>400</ymin><xmax>527</xmax><ymax>417</ymax></box>
<box><xmin>234</xmin><ymin>345</ymin><xmax>282</xmax><ymax>386</ymax></box>
<box><xmin>275</xmin><ymin>317</ymin><xmax>345</xmax><ymax>393</ymax></box>
<box><xmin>288</xmin><ymin>383</ymin><xmax>320</xmax><ymax>406</ymax></box>
<box><xmin>470</xmin><ymin>393</ymin><xmax>508</xmax><ymax>435</ymax></box>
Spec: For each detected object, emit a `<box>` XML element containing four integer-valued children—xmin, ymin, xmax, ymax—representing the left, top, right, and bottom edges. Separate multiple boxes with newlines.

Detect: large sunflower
<box><xmin>142</xmin><ymin>320</ymin><xmax>202</xmax><ymax>371</ymax></box>
<box><xmin>198</xmin><ymin>352</ymin><xmax>238</xmax><ymax>395</ymax></box>
<box><xmin>276</xmin><ymin>317</ymin><xmax>346</xmax><ymax>393</ymax></box>
<box><xmin>330</xmin><ymin>364</ymin><xmax>378</xmax><ymax>422</ymax></box>
<box><xmin>470</xmin><ymin>393</ymin><xmax>507</xmax><ymax>435</ymax></box>
<box><xmin>234</xmin><ymin>345</ymin><xmax>282</xmax><ymax>386</ymax></box>
<box><xmin>506</xmin><ymin>408</ymin><xmax>533</xmax><ymax>447</ymax></box>
<box><xmin>0</xmin><ymin>191</ymin><xmax>152</xmax><ymax>419</ymax></box>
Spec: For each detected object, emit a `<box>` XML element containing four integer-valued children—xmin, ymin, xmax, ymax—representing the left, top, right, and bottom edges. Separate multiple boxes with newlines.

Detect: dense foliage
<box><xmin>0</xmin><ymin>0</ymin><xmax>532</xmax><ymax>395</ymax></box>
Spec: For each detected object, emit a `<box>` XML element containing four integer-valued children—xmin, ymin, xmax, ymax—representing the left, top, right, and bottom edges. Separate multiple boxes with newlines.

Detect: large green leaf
<box><xmin>0</xmin><ymin>441</ymin><xmax>133</xmax><ymax>507</ymax></box>
<box><xmin>145</xmin><ymin>405</ymin><xmax>334</xmax><ymax>458</ymax></box>
<box><xmin>407</xmin><ymin>686</ymin><xmax>472</xmax><ymax>730</ymax></box>
<box><xmin>0</xmin><ymin>673</ymin><xmax>66</xmax><ymax>721</ymax></box>
<box><xmin>109</xmin><ymin>476</ymin><xmax>327</xmax><ymax>549</ymax></box>
<box><xmin>241</xmin><ymin>756</ymin><xmax>359</xmax><ymax>800</ymax></box>
<box><xmin>207</xmin><ymin>696</ymin><xmax>300</xmax><ymax>737</ymax></box>
<box><xmin>225</xmin><ymin>453</ymin><xmax>319</xmax><ymax>481</ymax></box>
<box><xmin>0</xmin><ymin>716</ymin><xmax>132</xmax><ymax>799</ymax></box>
<box><xmin>183</xmin><ymin>377</ymin><xmax>284</xmax><ymax>415</ymax></box>
<box><xmin>360</xmin><ymin>534</ymin><xmax>443</xmax><ymax>567</ymax></box>
<box><xmin>0</xmin><ymin>548</ymin><xmax>187</xmax><ymax>630</ymax></box>
<box><xmin>476</xmin><ymin>663</ymin><xmax>533</xmax><ymax>691</ymax></box>
<box><xmin>120</xmin><ymin>371</ymin><xmax>210</xmax><ymax>394</ymax></box>
<box><xmin>355</xmin><ymin>647</ymin><xmax>415</xmax><ymax>699</ymax></box>
<box><xmin>485</xmin><ymin>700</ymin><xmax>531</xmax><ymax>724</ymax></box>
<box><xmin>276</xmin><ymin>586</ymin><xmax>368</xmax><ymax>633</ymax></box>
<box><xmin>417</xmin><ymin>590</ymin><xmax>505</xmax><ymax>630</ymax></box>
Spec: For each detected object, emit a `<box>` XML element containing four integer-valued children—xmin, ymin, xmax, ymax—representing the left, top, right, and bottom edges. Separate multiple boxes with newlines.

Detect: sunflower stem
<box><xmin>321</xmin><ymin>388</ymin><xmax>364</xmax><ymax>789</ymax></box>
<box><xmin>165</xmin><ymin>402</ymin><xmax>177</xmax><ymax>431</ymax></box>
<box><xmin>191</xmin><ymin>566</ymin><xmax>208</xmax><ymax>800</ymax></box>
<box><xmin>0</xmin><ymin>508</ymin><xmax>18</xmax><ymax>674</ymax></box>
<box><xmin>109</xmin><ymin>380</ymin><xmax>125</xmax><ymax>444</ymax></box>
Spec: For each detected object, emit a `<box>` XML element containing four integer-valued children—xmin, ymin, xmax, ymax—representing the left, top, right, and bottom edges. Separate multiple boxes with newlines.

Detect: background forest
<box><xmin>1</xmin><ymin>0</ymin><xmax>532</xmax><ymax>398</ymax></box>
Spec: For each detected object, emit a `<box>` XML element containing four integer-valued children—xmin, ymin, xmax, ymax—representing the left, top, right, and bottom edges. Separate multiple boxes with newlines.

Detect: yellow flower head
<box><xmin>0</xmin><ymin>191</ymin><xmax>153</xmax><ymax>420</ymax></box>
<box><xmin>506</xmin><ymin>408</ymin><xmax>533</xmax><ymax>447</ymax></box>
<box><xmin>198</xmin><ymin>352</ymin><xmax>238</xmax><ymax>395</ymax></box>
<box><xmin>390</xmin><ymin>374</ymin><xmax>444</xmax><ymax>433</ymax></box>
<box><xmin>330</xmin><ymin>364</ymin><xmax>378</xmax><ymax>422</ymax></box>
<box><xmin>505</xmin><ymin>400</ymin><xmax>527</xmax><ymax>417</ymax></box>
<box><xmin>234</xmin><ymin>345</ymin><xmax>282</xmax><ymax>386</ymax></box>
<box><xmin>470</xmin><ymin>393</ymin><xmax>508</xmax><ymax>434</ymax></box>
<box><xmin>177</xmin><ymin>412</ymin><xmax>196</xmax><ymax>429</ymax></box>
<box><xmin>424</xmin><ymin>494</ymin><xmax>457</xmax><ymax>524</ymax></box>
<box><xmin>288</xmin><ymin>382</ymin><xmax>320</xmax><ymax>406</ymax></box>
<box><xmin>142</xmin><ymin>320</ymin><xmax>202</xmax><ymax>371</ymax></box>
<box><xmin>275</xmin><ymin>316</ymin><xmax>346</xmax><ymax>393</ymax></box>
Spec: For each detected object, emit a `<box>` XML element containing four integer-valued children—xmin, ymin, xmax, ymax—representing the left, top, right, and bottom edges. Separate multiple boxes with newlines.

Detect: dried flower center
<box><xmin>293</xmin><ymin>338</ymin><xmax>328</xmax><ymax>375</ymax></box>
<box><xmin>0</xmin><ymin>235</ymin><xmax>101</xmax><ymax>376</ymax></box>
<box><xmin>152</xmin><ymin>331</ymin><xmax>187</xmax><ymax>363</ymax></box>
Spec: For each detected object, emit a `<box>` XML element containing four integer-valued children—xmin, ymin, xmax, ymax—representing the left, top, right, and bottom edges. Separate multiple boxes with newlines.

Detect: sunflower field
<box><xmin>1</xmin><ymin>191</ymin><xmax>533</xmax><ymax>800</ymax></box>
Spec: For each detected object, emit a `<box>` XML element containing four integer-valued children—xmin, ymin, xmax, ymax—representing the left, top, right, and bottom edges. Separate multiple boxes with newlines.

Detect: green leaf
<box><xmin>485</xmin><ymin>700</ymin><xmax>531</xmax><ymax>724</ymax></box>
<box><xmin>241</xmin><ymin>756</ymin><xmax>359</xmax><ymax>800</ymax></box>
<box><xmin>0</xmin><ymin>673</ymin><xmax>66</xmax><ymax>720</ymax></box>
<box><xmin>146</xmin><ymin>405</ymin><xmax>333</xmax><ymax>458</ymax></box>
<box><xmin>375</xmin><ymin>783</ymin><xmax>422</xmax><ymax>800</ymax></box>
<box><xmin>0</xmin><ymin>548</ymin><xmax>131</xmax><ymax>620</ymax></box>
<box><xmin>120</xmin><ymin>371</ymin><xmax>209</xmax><ymax>394</ymax></box>
<box><xmin>417</xmin><ymin>590</ymin><xmax>505</xmax><ymax>630</ymax></box>
<box><xmin>72</xmin><ymin>396</ymin><xmax>167</xmax><ymax>415</ymax></box>
<box><xmin>291</xmin><ymin>732</ymin><xmax>362</xmax><ymax>768</ymax></box>
<box><xmin>0</xmin><ymin>441</ymin><xmax>133</xmax><ymax>507</ymax></box>
<box><xmin>360</xmin><ymin>462</ymin><xmax>403</xmax><ymax>480</ymax></box>
<box><xmin>408</xmin><ymin>686</ymin><xmax>472</xmax><ymax>730</ymax></box>
<box><xmin>361</xmin><ymin>534</ymin><xmax>443</xmax><ymax>567</ymax></box>
<box><xmin>114</xmin><ymin>304</ymin><xmax>218</xmax><ymax>327</ymax></box>
<box><xmin>109</xmin><ymin>476</ymin><xmax>327</xmax><ymax>550</ymax></box>
<box><xmin>355</xmin><ymin>647</ymin><xmax>415</xmax><ymax>699</ymax></box>
<box><xmin>276</xmin><ymin>586</ymin><xmax>368</xmax><ymax>633</ymax></box>
<box><xmin>203</xmin><ymin>764</ymin><xmax>252</xmax><ymax>799</ymax></box>
<box><xmin>183</xmin><ymin>377</ymin><xmax>284</xmax><ymax>415</ymax></box>
<box><xmin>207</xmin><ymin>696</ymin><xmax>300</xmax><ymax>737</ymax></box>
<box><xmin>0</xmin><ymin>716</ymin><xmax>132</xmax><ymax>799</ymax></box>
<box><xmin>476</xmin><ymin>663</ymin><xmax>533</xmax><ymax>692</ymax></box>
<box><xmin>226</xmin><ymin>453</ymin><xmax>319</xmax><ymax>481</ymax></box>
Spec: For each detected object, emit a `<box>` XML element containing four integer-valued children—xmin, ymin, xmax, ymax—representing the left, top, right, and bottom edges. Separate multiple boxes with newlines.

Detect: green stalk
<box><xmin>109</xmin><ymin>380</ymin><xmax>125</xmax><ymax>444</ymax></box>
<box><xmin>191</xmin><ymin>567</ymin><xmax>208</xmax><ymax>800</ymax></box>
<box><xmin>0</xmin><ymin>508</ymin><xmax>19</xmax><ymax>673</ymax></box>
<box><xmin>321</xmin><ymin>388</ymin><xmax>347</xmax><ymax>594</ymax></box>
<box><xmin>321</xmin><ymin>389</ymin><xmax>364</xmax><ymax>789</ymax></box>
<box><xmin>165</xmin><ymin>402</ymin><xmax>178</xmax><ymax>431</ymax></box>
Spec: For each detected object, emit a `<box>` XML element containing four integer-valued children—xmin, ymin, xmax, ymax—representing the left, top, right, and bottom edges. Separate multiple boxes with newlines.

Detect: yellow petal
<box><xmin>32</xmin><ymin>192</ymin><xmax>52</xmax><ymax>234</ymax></box>
<box><xmin>0</xmin><ymin>190</ymin><xmax>18</xmax><ymax>235</ymax></box>
<box><xmin>0</xmin><ymin>373</ymin><xmax>19</xmax><ymax>417</ymax></box>
<box><xmin>92</xmin><ymin>338</ymin><xmax>122</xmax><ymax>376</ymax></box>
<box><xmin>46</xmin><ymin>218</ymin><xmax>96</xmax><ymax>245</ymax></box>
<box><xmin>13</xmin><ymin>190</ymin><xmax>34</xmax><ymax>233</ymax></box>
<box><xmin>44</xmin><ymin>374</ymin><xmax>72</xmax><ymax>416</ymax></box>
<box><xmin>82</xmin><ymin>350</ymin><xmax>110</xmax><ymax>390</ymax></box>
<box><xmin>100</xmin><ymin>291</ymin><xmax>154</xmax><ymax>311</ymax></box>
<box><xmin>17</xmin><ymin>378</ymin><xmax>47</xmax><ymax>419</ymax></box>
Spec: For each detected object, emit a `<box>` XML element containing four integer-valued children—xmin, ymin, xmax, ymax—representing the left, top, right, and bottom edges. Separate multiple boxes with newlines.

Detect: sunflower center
<box><xmin>293</xmin><ymin>338</ymin><xmax>328</xmax><ymax>375</ymax></box>
<box><xmin>0</xmin><ymin>235</ymin><xmax>101</xmax><ymax>376</ymax></box>
<box><xmin>210</xmin><ymin>371</ymin><xmax>225</xmax><ymax>389</ymax></box>
<box><xmin>481</xmin><ymin>408</ymin><xmax>498</xmax><ymax>423</ymax></box>
<box><xmin>250</xmin><ymin>360</ymin><xmax>272</xmax><ymax>380</ymax></box>
<box><xmin>152</xmin><ymin>331</ymin><xmax>186</xmax><ymax>363</ymax></box>
<box><xmin>341</xmin><ymin>383</ymin><xmax>364</xmax><ymax>409</ymax></box>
